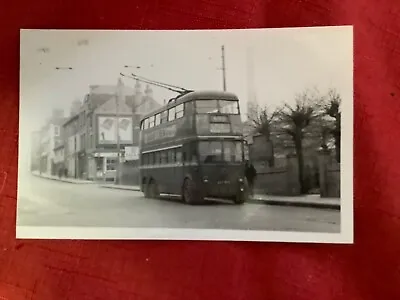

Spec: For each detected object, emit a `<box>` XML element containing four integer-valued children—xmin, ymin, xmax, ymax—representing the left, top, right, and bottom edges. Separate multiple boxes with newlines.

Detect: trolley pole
<box><xmin>115</xmin><ymin>77</ymin><xmax>123</xmax><ymax>185</ymax></box>
<box><xmin>221</xmin><ymin>45</ymin><xmax>227</xmax><ymax>91</ymax></box>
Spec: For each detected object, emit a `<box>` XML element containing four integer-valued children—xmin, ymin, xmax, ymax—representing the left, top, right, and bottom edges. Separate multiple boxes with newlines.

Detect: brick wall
<box><xmin>253</xmin><ymin>155</ymin><xmax>301</xmax><ymax>196</ymax></box>
<box><xmin>318</xmin><ymin>150</ymin><xmax>341</xmax><ymax>198</ymax></box>
<box><xmin>120</xmin><ymin>161</ymin><xmax>140</xmax><ymax>186</ymax></box>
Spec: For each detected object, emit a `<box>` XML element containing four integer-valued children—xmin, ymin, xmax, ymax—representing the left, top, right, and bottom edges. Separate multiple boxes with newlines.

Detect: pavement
<box><xmin>31</xmin><ymin>171</ymin><xmax>95</xmax><ymax>184</ymax></box>
<box><xmin>17</xmin><ymin>173</ymin><xmax>340</xmax><ymax>233</ymax></box>
<box><xmin>31</xmin><ymin>172</ymin><xmax>340</xmax><ymax>210</ymax></box>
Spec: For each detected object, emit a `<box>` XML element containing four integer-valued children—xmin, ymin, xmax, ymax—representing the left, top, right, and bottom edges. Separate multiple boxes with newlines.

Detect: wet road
<box><xmin>17</xmin><ymin>174</ymin><xmax>340</xmax><ymax>233</ymax></box>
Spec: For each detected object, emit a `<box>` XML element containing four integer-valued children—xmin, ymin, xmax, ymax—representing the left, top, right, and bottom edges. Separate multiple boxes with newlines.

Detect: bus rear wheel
<box><xmin>143</xmin><ymin>181</ymin><xmax>150</xmax><ymax>198</ymax></box>
<box><xmin>147</xmin><ymin>180</ymin><xmax>160</xmax><ymax>199</ymax></box>
<box><xmin>182</xmin><ymin>178</ymin><xmax>204</xmax><ymax>205</ymax></box>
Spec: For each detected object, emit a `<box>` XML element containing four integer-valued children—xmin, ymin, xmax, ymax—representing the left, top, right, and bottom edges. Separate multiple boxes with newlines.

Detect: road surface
<box><xmin>17</xmin><ymin>174</ymin><xmax>340</xmax><ymax>233</ymax></box>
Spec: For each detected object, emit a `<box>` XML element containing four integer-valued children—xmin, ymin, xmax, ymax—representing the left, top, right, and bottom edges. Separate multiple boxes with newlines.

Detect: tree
<box><xmin>324</xmin><ymin>89</ymin><xmax>341</xmax><ymax>162</ymax></box>
<box><xmin>247</xmin><ymin>104</ymin><xmax>281</xmax><ymax>167</ymax></box>
<box><xmin>278</xmin><ymin>90</ymin><xmax>323</xmax><ymax>194</ymax></box>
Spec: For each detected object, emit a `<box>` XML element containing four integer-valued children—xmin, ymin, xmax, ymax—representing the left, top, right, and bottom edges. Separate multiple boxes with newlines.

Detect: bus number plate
<box><xmin>210</xmin><ymin>123</ymin><xmax>231</xmax><ymax>133</ymax></box>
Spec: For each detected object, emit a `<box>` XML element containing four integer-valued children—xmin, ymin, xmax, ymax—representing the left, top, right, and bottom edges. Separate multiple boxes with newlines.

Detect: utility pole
<box><xmin>221</xmin><ymin>45</ymin><xmax>227</xmax><ymax>91</ymax></box>
<box><xmin>115</xmin><ymin>77</ymin><xmax>123</xmax><ymax>184</ymax></box>
<box><xmin>132</xmin><ymin>80</ymin><xmax>141</xmax><ymax>159</ymax></box>
<box><xmin>246</xmin><ymin>47</ymin><xmax>257</xmax><ymax>117</ymax></box>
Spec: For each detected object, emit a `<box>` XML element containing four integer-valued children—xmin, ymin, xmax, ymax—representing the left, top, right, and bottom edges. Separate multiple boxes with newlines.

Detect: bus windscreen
<box><xmin>198</xmin><ymin>140</ymin><xmax>243</xmax><ymax>163</ymax></box>
<box><xmin>195</xmin><ymin>100</ymin><xmax>239</xmax><ymax>114</ymax></box>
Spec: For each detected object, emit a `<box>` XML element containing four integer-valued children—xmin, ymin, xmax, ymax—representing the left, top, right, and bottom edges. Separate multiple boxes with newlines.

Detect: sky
<box><xmin>19</xmin><ymin>26</ymin><xmax>353</xmax><ymax>170</ymax></box>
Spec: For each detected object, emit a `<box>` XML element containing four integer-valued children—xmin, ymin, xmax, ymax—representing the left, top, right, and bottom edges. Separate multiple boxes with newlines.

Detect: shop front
<box><xmin>89</xmin><ymin>152</ymin><xmax>119</xmax><ymax>182</ymax></box>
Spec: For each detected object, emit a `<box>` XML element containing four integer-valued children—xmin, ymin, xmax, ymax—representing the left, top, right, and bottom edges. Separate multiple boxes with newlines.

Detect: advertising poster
<box><xmin>98</xmin><ymin>116</ymin><xmax>133</xmax><ymax>144</ymax></box>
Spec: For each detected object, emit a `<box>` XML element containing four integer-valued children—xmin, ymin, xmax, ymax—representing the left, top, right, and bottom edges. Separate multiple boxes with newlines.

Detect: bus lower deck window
<box><xmin>155</xmin><ymin>152</ymin><xmax>160</xmax><ymax>164</ymax></box>
<box><xmin>161</xmin><ymin>151</ymin><xmax>167</xmax><ymax>164</ymax></box>
<box><xmin>168</xmin><ymin>150</ymin><xmax>174</xmax><ymax>163</ymax></box>
<box><xmin>175</xmin><ymin>149</ymin><xmax>182</xmax><ymax>163</ymax></box>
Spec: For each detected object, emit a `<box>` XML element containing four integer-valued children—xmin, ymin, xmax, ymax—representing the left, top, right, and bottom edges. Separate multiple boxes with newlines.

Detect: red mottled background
<box><xmin>1</xmin><ymin>0</ymin><xmax>400</xmax><ymax>299</ymax></box>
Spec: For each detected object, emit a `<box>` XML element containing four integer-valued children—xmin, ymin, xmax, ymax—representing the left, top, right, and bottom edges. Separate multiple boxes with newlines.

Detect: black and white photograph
<box><xmin>17</xmin><ymin>27</ymin><xmax>353</xmax><ymax>243</ymax></box>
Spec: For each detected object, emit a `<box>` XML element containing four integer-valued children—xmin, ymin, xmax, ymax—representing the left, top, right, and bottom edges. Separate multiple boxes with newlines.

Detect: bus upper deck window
<box><xmin>176</xmin><ymin>104</ymin><xmax>184</xmax><ymax>119</ymax></box>
<box><xmin>168</xmin><ymin>107</ymin><xmax>176</xmax><ymax>121</ymax></box>
<box><xmin>196</xmin><ymin>100</ymin><xmax>218</xmax><ymax>114</ymax></box>
<box><xmin>155</xmin><ymin>114</ymin><xmax>161</xmax><ymax>126</ymax></box>
<box><xmin>144</xmin><ymin>118</ymin><xmax>149</xmax><ymax>129</ymax></box>
<box><xmin>160</xmin><ymin>111</ymin><xmax>168</xmax><ymax>124</ymax></box>
<box><xmin>219</xmin><ymin>100</ymin><xmax>239</xmax><ymax>114</ymax></box>
<box><xmin>149</xmin><ymin>116</ymin><xmax>155</xmax><ymax>128</ymax></box>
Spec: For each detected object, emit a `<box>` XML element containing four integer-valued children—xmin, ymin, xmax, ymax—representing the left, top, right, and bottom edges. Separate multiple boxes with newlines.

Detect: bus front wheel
<box><xmin>182</xmin><ymin>178</ymin><xmax>204</xmax><ymax>205</ymax></box>
<box><xmin>234</xmin><ymin>182</ymin><xmax>249</xmax><ymax>204</ymax></box>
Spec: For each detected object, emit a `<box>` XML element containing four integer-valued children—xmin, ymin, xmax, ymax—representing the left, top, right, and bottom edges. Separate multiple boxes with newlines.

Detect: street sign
<box><xmin>125</xmin><ymin>146</ymin><xmax>139</xmax><ymax>161</ymax></box>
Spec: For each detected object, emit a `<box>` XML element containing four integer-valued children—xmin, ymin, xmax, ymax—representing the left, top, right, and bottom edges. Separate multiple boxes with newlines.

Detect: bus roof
<box><xmin>140</xmin><ymin>90</ymin><xmax>239</xmax><ymax>121</ymax></box>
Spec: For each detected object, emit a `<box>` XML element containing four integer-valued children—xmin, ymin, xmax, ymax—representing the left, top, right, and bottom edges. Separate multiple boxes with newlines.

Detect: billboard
<box><xmin>98</xmin><ymin>116</ymin><xmax>133</xmax><ymax>144</ymax></box>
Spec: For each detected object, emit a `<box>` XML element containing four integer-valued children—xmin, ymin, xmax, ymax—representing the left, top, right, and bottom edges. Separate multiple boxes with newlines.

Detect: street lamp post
<box><xmin>54</xmin><ymin>66</ymin><xmax>77</xmax><ymax>179</ymax></box>
<box><xmin>210</xmin><ymin>46</ymin><xmax>227</xmax><ymax>91</ymax></box>
<box><xmin>221</xmin><ymin>45</ymin><xmax>227</xmax><ymax>91</ymax></box>
<box><xmin>123</xmin><ymin>64</ymin><xmax>154</xmax><ymax>148</ymax></box>
<box><xmin>115</xmin><ymin>77</ymin><xmax>124</xmax><ymax>185</ymax></box>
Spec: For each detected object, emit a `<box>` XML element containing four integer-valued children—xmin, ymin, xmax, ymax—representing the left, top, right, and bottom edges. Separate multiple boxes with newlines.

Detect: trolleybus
<box><xmin>138</xmin><ymin>90</ymin><xmax>249</xmax><ymax>205</ymax></box>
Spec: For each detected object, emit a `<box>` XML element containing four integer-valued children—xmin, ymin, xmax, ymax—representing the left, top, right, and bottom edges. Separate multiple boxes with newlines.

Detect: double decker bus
<box><xmin>138</xmin><ymin>89</ymin><xmax>249</xmax><ymax>205</ymax></box>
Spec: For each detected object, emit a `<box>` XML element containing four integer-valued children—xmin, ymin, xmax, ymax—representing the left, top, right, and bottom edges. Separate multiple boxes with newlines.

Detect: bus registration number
<box><xmin>210</xmin><ymin>123</ymin><xmax>231</xmax><ymax>133</ymax></box>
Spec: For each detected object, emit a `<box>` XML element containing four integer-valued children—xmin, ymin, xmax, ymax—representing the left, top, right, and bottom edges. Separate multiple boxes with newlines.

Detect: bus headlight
<box><xmin>203</xmin><ymin>177</ymin><xmax>208</xmax><ymax>183</ymax></box>
<box><xmin>238</xmin><ymin>178</ymin><xmax>243</xmax><ymax>183</ymax></box>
